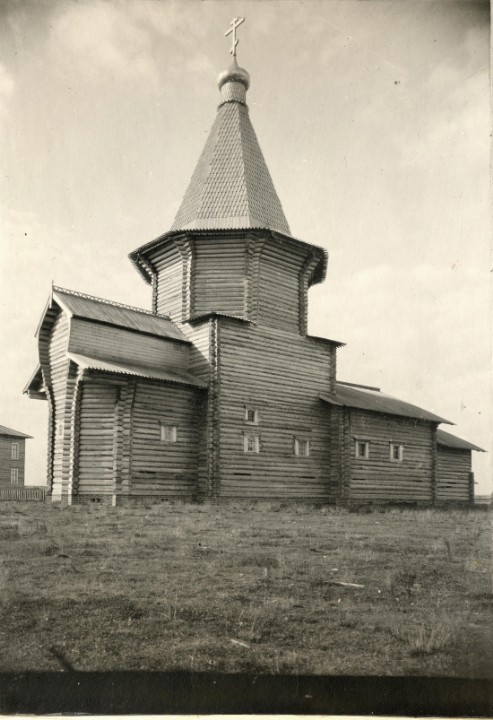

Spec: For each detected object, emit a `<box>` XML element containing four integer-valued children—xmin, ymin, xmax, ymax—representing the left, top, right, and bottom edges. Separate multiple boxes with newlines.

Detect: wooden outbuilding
<box><xmin>321</xmin><ymin>383</ymin><xmax>451</xmax><ymax>506</ymax></box>
<box><xmin>0</xmin><ymin>424</ymin><xmax>31</xmax><ymax>490</ymax></box>
<box><xmin>436</xmin><ymin>429</ymin><xmax>485</xmax><ymax>505</ymax></box>
<box><xmin>24</xmin><ymin>52</ymin><xmax>484</xmax><ymax>506</ymax></box>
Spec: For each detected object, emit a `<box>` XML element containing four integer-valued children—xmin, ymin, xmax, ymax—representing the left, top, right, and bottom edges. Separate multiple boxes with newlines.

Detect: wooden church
<box><xmin>24</xmin><ymin>31</ymin><xmax>484</xmax><ymax>506</ymax></box>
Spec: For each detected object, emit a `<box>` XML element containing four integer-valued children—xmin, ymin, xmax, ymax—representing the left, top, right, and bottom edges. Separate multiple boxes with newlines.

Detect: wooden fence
<box><xmin>0</xmin><ymin>487</ymin><xmax>46</xmax><ymax>502</ymax></box>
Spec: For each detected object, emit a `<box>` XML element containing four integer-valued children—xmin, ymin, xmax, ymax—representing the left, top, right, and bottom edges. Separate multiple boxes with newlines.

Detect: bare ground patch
<box><xmin>0</xmin><ymin>501</ymin><xmax>491</xmax><ymax>675</ymax></box>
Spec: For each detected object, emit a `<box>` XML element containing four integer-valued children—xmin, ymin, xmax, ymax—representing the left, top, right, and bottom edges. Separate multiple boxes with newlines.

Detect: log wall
<box><xmin>347</xmin><ymin>410</ymin><xmax>434</xmax><ymax>503</ymax></box>
<box><xmin>0</xmin><ymin>437</ymin><xmax>26</xmax><ymax>486</ymax></box>
<box><xmin>257</xmin><ymin>240</ymin><xmax>306</xmax><ymax>332</ymax></box>
<box><xmin>46</xmin><ymin>311</ymin><xmax>72</xmax><ymax>500</ymax></box>
<box><xmin>37</xmin><ymin>304</ymin><xmax>59</xmax><ymax>490</ymax></box>
<box><xmin>153</xmin><ymin>241</ymin><xmax>183</xmax><ymax>323</ymax></box>
<box><xmin>151</xmin><ymin>233</ymin><xmax>321</xmax><ymax>334</ymax></box>
<box><xmin>174</xmin><ymin>319</ymin><xmax>212</xmax><ymax>498</ymax></box>
<box><xmin>130</xmin><ymin>381</ymin><xmax>201</xmax><ymax>496</ymax></box>
<box><xmin>192</xmin><ymin>238</ymin><xmax>245</xmax><ymax>319</ymax></box>
<box><xmin>69</xmin><ymin>318</ymin><xmax>189</xmax><ymax>370</ymax></box>
<box><xmin>76</xmin><ymin>381</ymin><xmax>119</xmax><ymax>496</ymax></box>
<box><xmin>436</xmin><ymin>445</ymin><xmax>472</xmax><ymax>504</ymax></box>
<box><xmin>216</xmin><ymin>320</ymin><xmax>337</xmax><ymax>500</ymax></box>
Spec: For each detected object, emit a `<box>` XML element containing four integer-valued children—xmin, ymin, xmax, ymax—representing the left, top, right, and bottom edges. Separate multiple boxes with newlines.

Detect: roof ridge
<box><xmin>0</xmin><ymin>424</ymin><xmax>32</xmax><ymax>438</ymax></box>
<box><xmin>53</xmin><ymin>286</ymin><xmax>169</xmax><ymax>320</ymax></box>
<box><xmin>238</xmin><ymin>106</ymin><xmax>290</xmax><ymax>233</ymax></box>
<box><xmin>337</xmin><ymin>381</ymin><xmax>381</xmax><ymax>392</ymax></box>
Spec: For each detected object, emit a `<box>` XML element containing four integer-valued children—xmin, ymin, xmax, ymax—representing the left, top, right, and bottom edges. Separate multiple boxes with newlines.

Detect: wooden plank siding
<box><xmin>0</xmin><ymin>486</ymin><xmax>45</xmax><ymax>501</ymax></box>
<box><xmin>216</xmin><ymin>319</ymin><xmax>337</xmax><ymax>500</ymax></box>
<box><xmin>436</xmin><ymin>446</ymin><xmax>472</xmax><ymax>503</ymax></box>
<box><xmin>0</xmin><ymin>437</ymin><xmax>26</xmax><ymax>486</ymax></box>
<box><xmin>130</xmin><ymin>382</ymin><xmax>202</xmax><ymax>497</ymax></box>
<box><xmin>347</xmin><ymin>410</ymin><xmax>435</xmax><ymax>504</ymax></box>
<box><xmin>69</xmin><ymin>318</ymin><xmax>190</xmax><ymax>371</ymax></box>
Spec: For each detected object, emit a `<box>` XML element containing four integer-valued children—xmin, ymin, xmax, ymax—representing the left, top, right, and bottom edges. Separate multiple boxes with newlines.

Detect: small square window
<box><xmin>243</xmin><ymin>434</ymin><xmax>260</xmax><ymax>453</ymax></box>
<box><xmin>160</xmin><ymin>424</ymin><xmax>177</xmax><ymax>443</ymax></box>
<box><xmin>244</xmin><ymin>407</ymin><xmax>258</xmax><ymax>425</ymax></box>
<box><xmin>11</xmin><ymin>443</ymin><xmax>19</xmax><ymax>460</ymax></box>
<box><xmin>294</xmin><ymin>438</ymin><xmax>310</xmax><ymax>457</ymax></box>
<box><xmin>355</xmin><ymin>441</ymin><xmax>370</xmax><ymax>459</ymax></box>
<box><xmin>390</xmin><ymin>443</ymin><xmax>403</xmax><ymax>462</ymax></box>
<box><xmin>11</xmin><ymin>469</ymin><xmax>19</xmax><ymax>485</ymax></box>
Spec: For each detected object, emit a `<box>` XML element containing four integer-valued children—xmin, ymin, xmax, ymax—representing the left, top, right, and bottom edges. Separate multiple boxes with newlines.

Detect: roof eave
<box><xmin>34</xmin><ymin>291</ymin><xmax>56</xmax><ymax>339</ymax></box>
<box><xmin>437</xmin><ymin>441</ymin><xmax>486</xmax><ymax>452</ymax></box>
<box><xmin>129</xmin><ymin>227</ymin><xmax>328</xmax><ymax>283</ymax></box>
<box><xmin>319</xmin><ymin>393</ymin><xmax>453</xmax><ymax>425</ymax></box>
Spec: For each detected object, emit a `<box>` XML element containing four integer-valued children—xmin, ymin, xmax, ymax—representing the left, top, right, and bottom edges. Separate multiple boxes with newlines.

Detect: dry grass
<box><xmin>0</xmin><ymin>500</ymin><xmax>491</xmax><ymax>676</ymax></box>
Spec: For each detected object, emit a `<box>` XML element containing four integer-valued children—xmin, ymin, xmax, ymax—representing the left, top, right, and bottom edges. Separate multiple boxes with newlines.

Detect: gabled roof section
<box><xmin>436</xmin><ymin>429</ymin><xmax>485</xmax><ymax>452</ymax></box>
<box><xmin>23</xmin><ymin>364</ymin><xmax>47</xmax><ymax>400</ymax></box>
<box><xmin>69</xmin><ymin>353</ymin><xmax>207</xmax><ymax>389</ymax></box>
<box><xmin>0</xmin><ymin>424</ymin><xmax>32</xmax><ymax>438</ymax></box>
<box><xmin>48</xmin><ymin>287</ymin><xmax>189</xmax><ymax>343</ymax></box>
<box><xmin>170</xmin><ymin>59</ymin><xmax>291</xmax><ymax>236</ymax></box>
<box><xmin>320</xmin><ymin>382</ymin><xmax>453</xmax><ymax>425</ymax></box>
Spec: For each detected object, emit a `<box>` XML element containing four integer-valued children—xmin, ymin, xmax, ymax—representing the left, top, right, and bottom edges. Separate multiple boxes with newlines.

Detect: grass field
<box><xmin>0</xmin><ymin>500</ymin><xmax>491</xmax><ymax>676</ymax></box>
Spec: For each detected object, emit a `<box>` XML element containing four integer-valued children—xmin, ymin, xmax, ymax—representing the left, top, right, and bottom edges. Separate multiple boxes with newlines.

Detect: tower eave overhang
<box><xmin>129</xmin><ymin>227</ymin><xmax>328</xmax><ymax>287</ymax></box>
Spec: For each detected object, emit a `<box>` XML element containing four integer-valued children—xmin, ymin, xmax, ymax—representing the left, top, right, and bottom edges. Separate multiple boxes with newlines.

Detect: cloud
<box><xmin>309</xmin><ymin>259</ymin><xmax>492</xmax><ymax>490</ymax></box>
<box><xmin>0</xmin><ymin>62</ymin><xmax>14</xmax><ymax>123</ymax></box>
<box><xmin>131</xmin><ymin>0</ymin><xmax>208</xmax><ymax>41</ymax></box>
<box><xmin>397</xmin><ymin>21</ymin><xmax>489</xmax><ymax>169</ymax></box>
<box><xmin>50</xmin><ymin>0</ymin><xmax>159</xmax><ymax>86</ymax></box>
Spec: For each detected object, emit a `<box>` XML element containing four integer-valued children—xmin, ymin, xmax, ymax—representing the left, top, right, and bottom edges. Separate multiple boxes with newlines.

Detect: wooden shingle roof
<box><xmin>68</xmin><ymin>353</ymin><xmax>207</xmax><ymax>389</ymax></box>
<box><xmin>48</xmin><ymin>287</ymin><xmax>189</xmax><ymax>343</ymax></box>
<box><xmin>171</xmin><ymin>61</ymin><xmax>291</xmax><ymax>236</ymax></box>
<box><xmin>320</xmin><ymin>382</ymin><xmax>453</xmax><ymax>424</ymax></box>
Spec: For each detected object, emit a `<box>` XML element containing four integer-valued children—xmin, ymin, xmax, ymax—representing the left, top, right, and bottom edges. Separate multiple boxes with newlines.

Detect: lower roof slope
<box><xmin>69</xmin><ymin>353</ymin><xmax>207</xmax><ymax>389</ymax></box>
<box><xmin>41</xmin><ymin>287</ymin><xmax>189</xmax><ymax>343</ymax></box>
<box><xmin>436</xmin><ymin>429</ymin><xmax>485</xmax><ymax>452</ymax></box>
<box><xmin>320</xmin><ymin>382</ymin><xmax>453</xmax><ymax>424</ymax></box>
<box><xmin>0</xmin><ymin>424</ymin><xmax>32</xmax><ymax>438</ymax></box>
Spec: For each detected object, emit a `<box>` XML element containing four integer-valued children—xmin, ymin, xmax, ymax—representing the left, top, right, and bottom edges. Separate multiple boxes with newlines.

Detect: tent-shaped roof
<box><xmin>320</xmin><ymin>382</ymin><xmax>453</xmax><ymax>424</ymax></box>
<box><xmin>0</xmin><ymin>424</ymin><xmax>32</xmax><ymax>438</ymax></box>
<box><xmin>170</xmin><ymin>59</ymin><xmax>291</xmax><ymax>236</ymax></box>
<box><xmin>436</xmin><ymin>429</ymin><xmax>485</xmax><ymax>452</ymax></box>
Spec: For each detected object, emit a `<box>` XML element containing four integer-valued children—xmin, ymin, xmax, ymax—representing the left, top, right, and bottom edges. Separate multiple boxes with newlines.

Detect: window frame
<box><xmin>10</xmin><ymin>468</ymin><xmax>19</xmax><ymax>485</ymax></box>
<box><xmin>355</xmin><ymin>440</ymin><xmax>370</xmax><ymax>460</ymax></box>
<box><xmin>243</xmin><ymin>433</ymin><xmax>260</xmax><ymax>454</ymax></box>
<box><xmin>160</xmin><ymin>423</ymin><xmax>177</xmax><ymax>443</ymax></box>
<box><xmin>390</xmin><ymin>443</ymin><xmax>404</xmax><ymax>462</ymax></box>
<box><xmin>294</xmin><ymin>437</ymin><xmax>310</xmax><ymax>457</ymax></box>
<box><xmin>11</xmin><ymin>443</ymin><xmax>19</xmax><ymax>460</ymax></box>
<box><xmin>244</xmin><ymin>406</ymin><xmax>259</xmax><ymax>425</ymax></box>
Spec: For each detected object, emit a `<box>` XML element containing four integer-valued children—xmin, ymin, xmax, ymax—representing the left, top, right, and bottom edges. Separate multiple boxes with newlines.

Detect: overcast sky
<box><xmin>0</xmin><ymin>0</ymin><xmax>491</xmax><ymax>493</ymax></box>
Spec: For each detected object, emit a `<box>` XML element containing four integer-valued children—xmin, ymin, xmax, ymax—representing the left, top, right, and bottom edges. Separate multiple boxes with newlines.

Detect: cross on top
<box><xmin>225</xmin><ymin>17</ymin><xmax>245</xmax><ymax>57</ymax></box>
